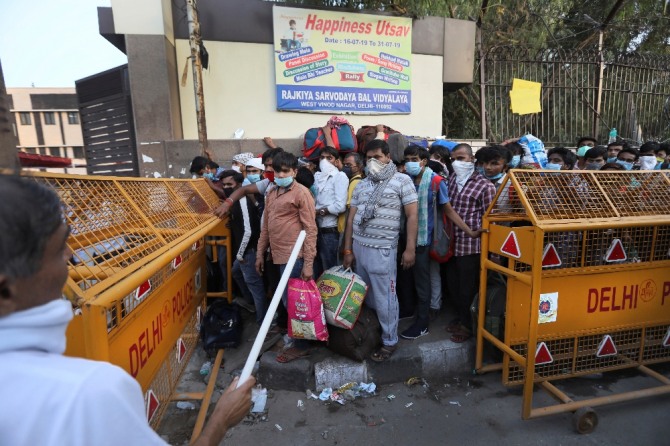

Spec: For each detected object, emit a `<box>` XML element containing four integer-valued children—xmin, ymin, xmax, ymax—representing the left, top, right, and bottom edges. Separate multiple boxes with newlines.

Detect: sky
<box><xmin>0</xmin><ymin>0</ymin><xmax>128</xmax><ymax>88</ymax></box>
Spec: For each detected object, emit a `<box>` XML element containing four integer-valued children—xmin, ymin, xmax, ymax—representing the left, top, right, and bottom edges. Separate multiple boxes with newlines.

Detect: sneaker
<box><xmin>233</xmin><ymin>297</ymin><xmax>256</xmax><ymax>313</ymax></box>
<box><xmin>400</xmin><ymin>323</ymin><xmax>429</xmax><ymax>340</ymax></box>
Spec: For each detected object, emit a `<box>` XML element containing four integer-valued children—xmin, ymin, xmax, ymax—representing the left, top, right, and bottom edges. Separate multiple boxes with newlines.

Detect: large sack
<box><xmin>326</xmin><ymin>306</ymin><xmax>381</xmax><ymax>362</ymax></box>
<box><xmin>316</xmin><ymin>266</ymin><xmax>367</xmax><ymax>329</ymax></box>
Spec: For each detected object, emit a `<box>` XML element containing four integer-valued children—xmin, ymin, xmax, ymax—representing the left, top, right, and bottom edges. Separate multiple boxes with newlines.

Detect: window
<box><xmin>48</xmin><ymin>147</ymin><xmax>61</xmax><ymax>157</ymax></box>
<box><xmin>67</xmin><ymin>112</ymin><xmax>79</xmax><ymax>125</ymax></box>
<box><xmin>24</xmin><ymin>148</ymin><xmax>37</xmax><ymax>154</ymax></box>
<box><xmin>72</xmin><ymin>146</ymin><xmax>85</xmax><ymax>159</ymax></box>
<box><xmin>44</xmin><ymin>112</ymin><xmax>56</xmax><ymax>125</ymax></box>
<box><xmin>19</xmin><ymin>112</ymin><xmax>31</xmax><ymax>125</ymax></box>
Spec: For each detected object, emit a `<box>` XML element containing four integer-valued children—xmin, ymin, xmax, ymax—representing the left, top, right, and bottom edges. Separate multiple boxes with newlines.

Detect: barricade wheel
<box><xmin>573</xmin><ymin>407</ymin><xmax>598</xmax><ymax>434</ymax></box>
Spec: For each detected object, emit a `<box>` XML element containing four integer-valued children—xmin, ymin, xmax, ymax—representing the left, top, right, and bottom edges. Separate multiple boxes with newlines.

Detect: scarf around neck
<box><xmin>361</xmin><ymin>160</ymin><xmax>397</xmax><ymax>228</ymax></box>
<box><xmin>417</xmin><ymin>167</ymin><xmax>434</xmax><ymax>246</ymax></box>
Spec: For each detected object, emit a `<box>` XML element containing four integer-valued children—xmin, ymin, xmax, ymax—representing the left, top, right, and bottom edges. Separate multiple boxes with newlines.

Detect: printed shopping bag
<box><xmin>316</xmin><ymin>266</ymin><xmax>367</xmax><ymax>329</ymax></box>
<box><xmin>287</xmin><ymin>278</ymin><xmax>329</xmax><ymax>341</ymax></box>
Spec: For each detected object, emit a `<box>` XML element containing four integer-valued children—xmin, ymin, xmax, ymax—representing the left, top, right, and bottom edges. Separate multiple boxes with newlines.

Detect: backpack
<box><xmin>200</xmin><ymin>299</ymin><xmax>243</xmax><ymax>353</ymax></box>
<box><xmin>429</xmin><ymin>176</ymin><xmax>455</xmax><ymax>263</ymax></box>
<box><xmin>303</xmin><ymin>124</ymin><xmax>357</xmax><ymax>161</ymax></box>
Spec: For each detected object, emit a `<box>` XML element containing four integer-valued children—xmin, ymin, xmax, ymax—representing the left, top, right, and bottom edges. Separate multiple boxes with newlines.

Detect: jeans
<box><xmin>232</xmin><ymin>249</ymin><xmax>266</xmax><ymax>324</ymax></box>
<box><xmin>445</xmin><ymin>254</ymin><xmax>480</xmax><ymax>331</ymax></box>
<box><xmin>412</xmin><ymin>246</ymin><xmax>431</xmax><ymax>327</ymax></box>
<box><xmin>315</xmin><ymin>231</ymin><xmax>339</xmax><ymax>279</ymax></box>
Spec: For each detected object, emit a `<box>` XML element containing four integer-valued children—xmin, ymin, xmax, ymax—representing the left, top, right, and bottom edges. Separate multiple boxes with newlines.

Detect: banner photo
<box><xmin>273</xmin><ymin>6</ymin><xmax>412</xmax><ymax>114</ymax></box>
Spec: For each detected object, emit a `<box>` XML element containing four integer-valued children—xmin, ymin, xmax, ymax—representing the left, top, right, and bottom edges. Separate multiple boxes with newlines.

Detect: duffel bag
<box><xmin>326</xmin><ymin>305</ymin><xmax>381</xmax><ymax>362</ymax></box>
<box><xmin>303</xmin><ymin>124</ymin><xmax>357</xmax><ymax>161</ymax></box>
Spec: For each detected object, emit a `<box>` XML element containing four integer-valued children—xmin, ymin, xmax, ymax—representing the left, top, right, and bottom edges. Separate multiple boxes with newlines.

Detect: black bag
<box><xmin>200</xmin><ymin>300</ymin><xmax>243</xmax><ymax>353</ymax></box>
<box><xmin>470</xmin><ymin>271</ymin><xmax>507</xmax><ymax>360</ymax></box>
<box><xmin>206</xmin><ymin>255</ymin><xmax>223</xmax><ymax>293</ymax></box>
<box><xmin>326</xmin><ymin>305</ymin><xmax>381</xmax><ymax>362</ymax></box>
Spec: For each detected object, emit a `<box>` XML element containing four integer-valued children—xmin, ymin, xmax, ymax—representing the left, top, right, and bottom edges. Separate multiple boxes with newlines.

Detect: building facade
<box><xmin>8</xmin><ymin>87</ymin><xmax>86</xmax><ymax>174</ymax></box>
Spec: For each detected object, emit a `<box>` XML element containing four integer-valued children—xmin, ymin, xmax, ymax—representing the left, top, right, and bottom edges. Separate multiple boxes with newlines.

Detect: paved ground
<box><xmin>157</xmin><ymin>308</ymin><xmax>670</xmax><ymax>445</ymax></box>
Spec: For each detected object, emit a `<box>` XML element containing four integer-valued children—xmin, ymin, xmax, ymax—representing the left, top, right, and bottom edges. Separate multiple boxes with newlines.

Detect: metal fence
<box><xmin>473</xmin><ymin>46</ymin><xmax>670</xmax><ymax>146</ymax></box>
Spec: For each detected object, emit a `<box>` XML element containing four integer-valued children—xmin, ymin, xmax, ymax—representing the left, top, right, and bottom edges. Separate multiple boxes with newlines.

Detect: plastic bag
<box><xmin>287</xmin><ymin>278</ymin><xmax>329</xmax><ymax>341</ymax></box>
<box><xmin>200</xmin><ymin>300</ymin><xmax>242</xmax><ymax>352</ymax></box>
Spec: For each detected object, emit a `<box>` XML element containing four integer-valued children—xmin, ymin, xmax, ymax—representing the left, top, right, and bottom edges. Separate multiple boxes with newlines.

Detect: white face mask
<box><xmin>366</xmin><ymin>158</ymin><xmax>386</xmax><ymax>176</ymax></box>
<box><xmin>231</xmin><ymin>165</ymin><xmax>241</xmax><ymax>173</ymax></box>
<box><xmin>319</xmin><ymin>159</ymin><xmax>336</xmax><ymax>174</ymax></box>
<box><xmin>451</xmin><ymin>160</ymin><xmax>475</xmax><ymax>178</ymax></box>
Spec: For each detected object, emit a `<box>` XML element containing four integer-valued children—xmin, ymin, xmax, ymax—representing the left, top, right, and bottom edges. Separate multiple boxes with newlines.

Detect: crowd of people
<box><xmin>192</xmin><ymin>128</ymin><xmax>669</xmax><ymax>364</ymax></box>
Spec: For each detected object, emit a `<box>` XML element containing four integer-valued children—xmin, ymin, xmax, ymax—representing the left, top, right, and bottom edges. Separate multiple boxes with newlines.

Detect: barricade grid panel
<box><xmin>492</xmin><ymin>171</ymin><xmax>670</xmax><ymax>223</ymax></box>
<box><xmin>544</xmin><ymin>231</ymin><xmax>582</xmax><ymax>268</ymax></box>
<box><xmin>582</xmin><ymin>227</ymin><xmax>653</xmax><ymax>266</ymax></box>
<box><xmin>642</xmin><ymin>325</ymin><xmax>670</xmax><ymax>362</ymax></box>
<box><xmin>597</xmin><ymin>172</ymin><xmax>670</xmax><ymax>217</ymax></box>
<box><xmin>170</xmin><ymin>181</ymin><xmax>219</xmax><ymax>215</ymax></box>
<box><xmin>147</xmin><ymin>300</ymin><xmax>204</xmax><ymax>430</ymax></box>
<box><xmin>511</xmin><ymin>172</ymin><xmax>614</xmax><ymax>220</ymax></box>
<box><xmin>575</xmin><ymin>330</ymin><xmax>641</xmax><ymax>372</ymax></box>
<box><xmin>116</xmin><ymin>181</ymin><xmax>199</xmax><ymax>241</ymax></box>
<box><xmin>653</xmin><ymin>226</ymin><xmax>670</xmax><ymax>261</ymax></box>
<box><xmin>505</xmin><ymin>326</ymin><xmax>670</xmax><ymax>385</ymax></box>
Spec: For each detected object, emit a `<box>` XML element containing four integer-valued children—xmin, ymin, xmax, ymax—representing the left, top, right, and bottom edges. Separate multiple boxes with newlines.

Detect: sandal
<box><xmin>445</xmin><ymin>319</ymin><xmax>463</xmax><ymax>333</ymax></box>
<box><xmin>450</xmin><ymin>328</ymin><xmax>472</xmax><ymax>343</ymax></box>
<box><xmin>370</xmin><ymin>344</ymin><xmax>397</xmax><ymax>363</ymax></box>
<box><xmin>276</xmin><ymin>346</ymin><xmax>310</xmax><ymax>363</ymax></box>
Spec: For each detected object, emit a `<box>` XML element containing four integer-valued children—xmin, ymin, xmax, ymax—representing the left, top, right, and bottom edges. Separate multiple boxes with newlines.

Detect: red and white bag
<box><xmin>287</xmin><ymin>278</ymin><xmax>329</xmax><ymax>341</ymax></box>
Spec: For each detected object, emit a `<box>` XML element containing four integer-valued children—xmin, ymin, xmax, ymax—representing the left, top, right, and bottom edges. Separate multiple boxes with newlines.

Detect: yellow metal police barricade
<box><xmin>475</xmin><ymin>169</ymin><xmax>670</xmax><ymax>433</ymax></box>
<box><xmin>22</xmin><ymin>172</ymin><xmax>232</xmax><ymax>437</ymax></box>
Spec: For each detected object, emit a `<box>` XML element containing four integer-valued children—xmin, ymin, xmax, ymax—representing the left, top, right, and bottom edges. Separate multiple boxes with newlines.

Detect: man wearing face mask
<box><xmin>343</xmin><ymin>139</ymin><xmax>418</xmax><ymax>362</ymax></box>
<box><xmin>220</xmin><ymin>170</ymin><xmax>267</xmax><ymax>323</ymax></box>
<box><xmin>337</xmin><ymin>152</ymin><xmax>364</xmax><ymax>236</ymax></box>
<box><xmin>401</xmin><ymin>145</ymin><xmax>481</xmax><ymax>339</ymax></box>
<box><xmin>583</xmin><ymin>147</ymin><xmax>607</xmax><ymax>170</ymax></box>
<box><xmin>231</xmin><ymin>152</ymin><xmax>254</xmax><ymax>175</ymax></box>
<box><xmin>313</xmin><ymin>143</ymin><xmax>349</xmax><ymax>278</ymax></box>
<box><xmin>444</xmin><ymin>144</ymin><xmax>496</xmax><ymax>343</ymax></box>
<box><xmin>616</xmin><ymin>147</ymin><xmax>639</xmax><ymax>171</ymax></box>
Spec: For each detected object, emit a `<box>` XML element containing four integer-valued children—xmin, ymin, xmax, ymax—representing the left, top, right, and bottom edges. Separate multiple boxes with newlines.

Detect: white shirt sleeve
<box><xmin>237</xmin><ymin>196</ymin><xmax>252</xmax><ymax>260</ymax></box>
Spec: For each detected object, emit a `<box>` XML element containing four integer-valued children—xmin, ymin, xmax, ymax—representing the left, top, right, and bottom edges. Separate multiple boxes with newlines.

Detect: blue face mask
<box><xmin>274</xmin><ymin>176</ymin><xmax>294</xmax><ymax>187</ymax></box>
<box><xmin>545</xmin><ymin>163</ymin><xmax>562</xmax><ymax>171</ymax></box>
<box><xmin>202</xmin><ymin>172</ymin><xmax>215</xmax><ymax>180</ymax></box>
<box><xmin>616</xmin><ymin>159</ymin><xmax>634</xmax><ymax>170</ymax></box>
<box><xmin>485</xmin><ymin>172</ymin><xmax>504</xmax><ymax>180</ymax></box>
<box><xmin>246</xmin><ymin>173</ymin><xmax>261</xmax><ymax>183</ymax></box>
<box><xmin>476</xmin><ymin>166</ymin><xmax>485</xmax><ymax>175</ymax></box>
<box><xmin>405</xmin><ymin>161</ymin><xmax>422</xmax><ymax>177</ymax></box>
<box><xmin>508</xmin><ymin>155</ymin><xmax>521</xmax><ymax>168</ymax></box>
<box><xmin>607</xmin><ymin>156</ymin><xmax>617</xmax><ymax>164</ymax></box>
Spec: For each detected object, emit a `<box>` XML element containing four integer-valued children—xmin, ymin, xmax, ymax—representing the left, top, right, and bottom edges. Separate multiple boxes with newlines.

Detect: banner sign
<box><xmin>273</xmin><ymin>6</ymin><xmax>412</xmax><ymax>114</ymax></box>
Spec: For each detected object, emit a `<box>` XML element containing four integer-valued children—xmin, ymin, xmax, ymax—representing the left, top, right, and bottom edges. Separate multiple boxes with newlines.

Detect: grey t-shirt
<box><xmin>350</xmin><ymin>173</ymin><xmax>418</xmax><ymax>248</ymax></box>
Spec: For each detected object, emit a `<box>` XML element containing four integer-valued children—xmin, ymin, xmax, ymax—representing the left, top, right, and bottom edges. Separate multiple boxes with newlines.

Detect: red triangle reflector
<box><xmin>135</xmin><ymin>280</ymin><xmax>152</xmax><ymax>301</ymax></box>
<box><xmin>172</xmin><ymin>254</ymin><xmax>183</xmax><ymax>269</ymax></box>
<box><xmin>662</xmin><ymin>327</ymin><xmax>670</xmax><ymax>348</ymax></box>
<box><xmin>604</xmin><ymin>239</ymin><xmax>627</xmax><ymax>263</ymax></box>
<box><xmin>596</xmin><ymin>334</ymin><xmax>618</xmax><ymax>357</ymax></box>
<box><xmin>176</xmin><ymin>338</ymin><xmax>187</xmax><ymax>363</ymax></box>
<box><xmin>535</xmin><ymin>342</ymin><xmax>553</xmax><ymax>365</ymax></box>
<box><xmin>500</xmin><ymin>231</ymin><xmax>521</xmax><ymax>258</ymax></box>
<box><xmin>542</xmin><ymin>243</ymin><xmax>562</xmax><ymax>268</ymax></box>
<box><xmin>146</xmin><ymin>389</ymin><xmax>160</xmax><ymax>422</ymax></box>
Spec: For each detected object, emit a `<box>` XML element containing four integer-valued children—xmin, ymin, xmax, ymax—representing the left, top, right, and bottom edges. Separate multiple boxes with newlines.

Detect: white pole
<box><xmin>237</xmin><ymin>230</ymin><xmax>306</xmax><ymax>387</ymax></box>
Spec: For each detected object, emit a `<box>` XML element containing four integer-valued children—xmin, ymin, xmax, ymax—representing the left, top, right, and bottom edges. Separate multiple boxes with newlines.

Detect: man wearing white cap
<box><xmin>232</xmin><ymin>152</ymin><xmax>255</xmax><ymax>174</ymax></box>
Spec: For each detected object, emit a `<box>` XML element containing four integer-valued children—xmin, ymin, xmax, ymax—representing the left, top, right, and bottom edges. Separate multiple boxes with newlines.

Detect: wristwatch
<box><xmin>319</xmin><ymin>208</ymin><xmax>327</xmax><ymax>217</ymax></box>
